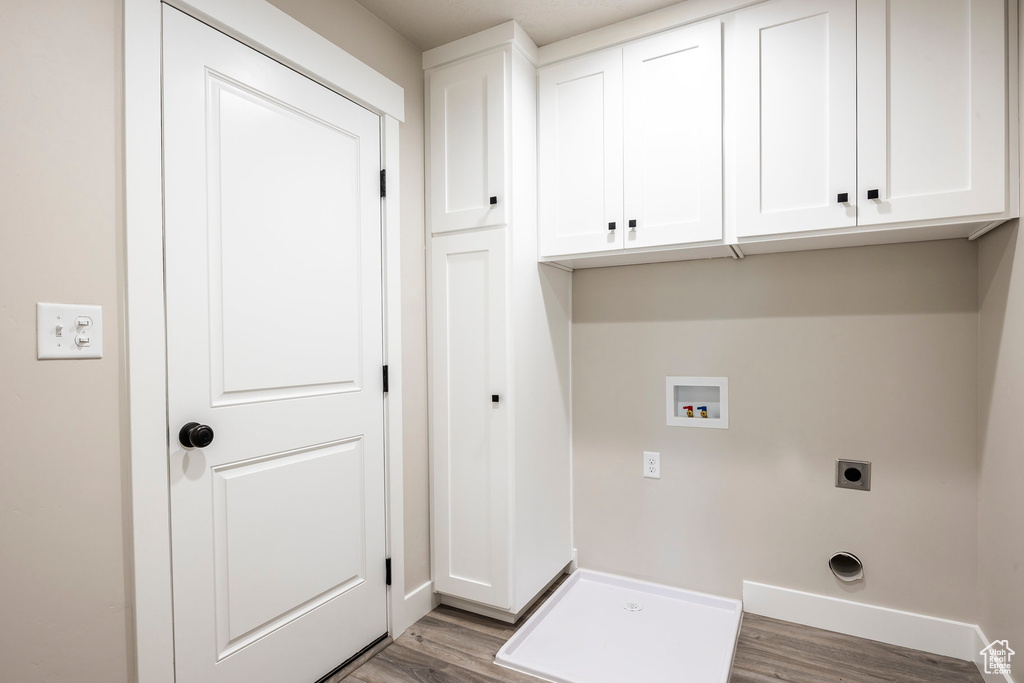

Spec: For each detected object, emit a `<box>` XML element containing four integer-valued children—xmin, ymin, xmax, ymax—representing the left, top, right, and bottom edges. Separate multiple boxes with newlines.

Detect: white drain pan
<box><xmin>495</xmin><ymin>569</ymin><xmax>742</xmax><ymax>683</ymax></box>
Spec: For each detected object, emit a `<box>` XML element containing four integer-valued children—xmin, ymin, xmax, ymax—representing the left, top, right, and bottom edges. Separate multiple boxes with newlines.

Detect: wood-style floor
<box><xmin>346</xmin><ymin>580</ymin><xmax>983</xmax><ymax>683</ymax></box>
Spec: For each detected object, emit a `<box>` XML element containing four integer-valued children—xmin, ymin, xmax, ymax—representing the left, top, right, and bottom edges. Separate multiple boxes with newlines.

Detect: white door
<box><xmin>623</xmin><ymin>20</ymin><xmax>723</xmax><ymax>249</ymax></box>
<box><xmin>429</xmin><ymin>50</ymin><xmax>507</xmax><ymax>234</ymax></box>
<box><xmin>734</xmin><ymin>0</ymin><xmax>857</xmax><ymax>238</ymax></box>
<box><xmin>162</xmin><ymin>8</ymin><xmax>387</xmax><ymax>683</ymax></box>
<box><xmin>857</xmin><ymin>0</ymin><xmax>1006</xmax><ymax>225</ymax></box>
<box><xmin>430</xmin><ymin>228</ymin><xmax>510</xmax><ymax>609</ymax></box>
<box><xmin>539</xmin><ymin>48</ymin><xmax>624</xmax><ymax>257</ymax></box>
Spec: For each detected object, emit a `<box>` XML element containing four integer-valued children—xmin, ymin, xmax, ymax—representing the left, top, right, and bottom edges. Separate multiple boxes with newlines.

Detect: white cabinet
<box><xmin>857</xmin><ymin>0</ymin><xmax>1006</xmax><ymax>226</ymax></box>
<box><xmin>734</xmin><ymin>0</ymin><xmax>1009</xmax><ymax>241</ymax></box>
<box><xmin>624</xmin><ymin>21</ymin><xmax>723</xmax><ymax>249</ymax></box>
<box><xmin>539</xmin><ymin>20</ymin><xmax>726</xmax><ymax>259</ymax></box>
<box><xmin>425</xmin><ymin>27</ymin><xmax>573</xmax><ymax>619</ymax></box>
<box><xmin>538</xmin><ymin>48</ymin><xmax>623</xmax><ymax>256</ymax></box>
<box><xmin>429</xmin><ymin>50</ymin><xmax>506</xmax><ymax>233</ymax></box>
<box><xmin>430</xmin><ymin>229</ymin><xmax>510</xmax><ymax>607</ymax></box>
<box><xmin>534</xmin><ymin>0</ymin><xmax>1014</xmax><ymax>265</ymax></box>
<box><xmin>734</xmin><ymin>0</ymin><xmax>858</xmax><ymax>238</ymax></box>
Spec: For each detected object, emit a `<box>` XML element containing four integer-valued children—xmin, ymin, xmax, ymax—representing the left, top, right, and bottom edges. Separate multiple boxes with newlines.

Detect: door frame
<box><xmin>124</xmin><ymin>2</ymin><xmax>411</xmax><ymax>681</ymax></box>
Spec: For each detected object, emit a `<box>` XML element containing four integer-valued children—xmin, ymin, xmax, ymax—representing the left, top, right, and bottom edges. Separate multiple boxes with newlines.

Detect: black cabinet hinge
<box><xmin>380</xmin><ymin>169</ymin><xmax>386</xmax><ymax>198</ymax></box>
<box><xmin>385</xmin><ymin>558</ymin><xmax>392</xmax><ymax>586</ymax></box>
<box><xmin>383</xmin><ymin>365</ymin><xmax>389</xmax><ymax>393</ymax></box>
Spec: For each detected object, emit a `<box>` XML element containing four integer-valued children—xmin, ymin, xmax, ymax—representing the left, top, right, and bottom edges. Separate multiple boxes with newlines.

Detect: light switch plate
<box><xmin>37</xmin><ymin>303</ymin><xmax>103</xmax><ymax>359</ymax></box>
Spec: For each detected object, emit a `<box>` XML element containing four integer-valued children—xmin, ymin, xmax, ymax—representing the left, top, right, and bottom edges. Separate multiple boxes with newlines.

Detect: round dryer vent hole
<box><xmin>623</xmin><ymin>601</ymin><xmax>644</xmax><ymax>612</ymax></box>
<box><xmin>829</xmin><ymin>552</ymin><xmax>864</xmax><ymax>582</ymax></box>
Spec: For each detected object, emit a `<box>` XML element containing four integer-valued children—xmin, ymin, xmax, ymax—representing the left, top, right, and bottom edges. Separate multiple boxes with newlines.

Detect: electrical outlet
<box><xmin>643</xmin><ymin>451</ymin><xmax>660</xmax><ymax>479</ymax></box>
<box><xmin>836</xmin><ymin>459</ymin><xmax>871</xmax><ymax>491</ymax></box>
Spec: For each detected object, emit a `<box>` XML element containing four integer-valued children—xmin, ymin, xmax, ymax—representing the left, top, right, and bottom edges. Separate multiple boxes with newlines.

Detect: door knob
<box><xmin>867</xmin><ymin>189</ymin><xmax>880</xmax><ymax>200</ymax></box>
<box><xmin>608</xmin><ymin>222</ymin><xmax>616</xmax><ymax>231</ymax></box>
<box><xmin>179</xmin><ymin>422</ymin><xmax>215</xmax><ymax>449</ymax></box>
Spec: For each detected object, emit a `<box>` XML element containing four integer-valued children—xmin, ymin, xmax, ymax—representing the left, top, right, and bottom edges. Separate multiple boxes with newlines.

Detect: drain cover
<box><xmin>623</xmin><ymin>601</ymin><xmax>643</xmax><ymax>612</ymax></box>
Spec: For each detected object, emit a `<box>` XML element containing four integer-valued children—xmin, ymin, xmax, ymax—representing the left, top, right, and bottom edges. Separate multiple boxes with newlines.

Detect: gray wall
<box><xmin>978</xmin><ymin>223</ymin><xmax>1024</xmax><ymax>652</ymax></box>
<box><xmin>0</xmin><ymin>1</ymin><xmax>131</xmax><ymax>681</ymax></box>
<box><xmin>572</xmin><ymin>240</ymin><xmax>980</xmax><ymax>622</ymax></box>
<box><xmin>974</xmin><ymin>0</ymin><xmax>1024</xmax><ymax>653</ymax></box>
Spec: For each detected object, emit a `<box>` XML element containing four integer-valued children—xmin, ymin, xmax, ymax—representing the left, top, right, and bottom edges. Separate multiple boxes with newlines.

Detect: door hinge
<box><xmin>380</xmin><ymin>169</ymin><xmax>386</xmax><ymax>198</ymax></box>
<box><xmin>382</xmin><ymin>365</ymin><xmax>389</xmax><ymax>393</ymax></box>
<box><xmin>385</xmin><ymin>558</ymin><xmax>392</xmax><ymax>586</ymax></box>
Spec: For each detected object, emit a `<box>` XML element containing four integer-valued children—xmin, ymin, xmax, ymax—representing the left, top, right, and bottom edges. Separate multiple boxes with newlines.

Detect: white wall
<box><xmin>267</xmin><ymin>0</ymin><xmax>431</xmax><ymax>593</ymax></box>
<box><xmin>572</xmin><ymin>240</ymin><xmax>980</xmax><ymax>622</ymax></box>
<box><xmin>0</xmin><ymin>1</ymin><xmax>131</xmax><ymax>681</ymax></box>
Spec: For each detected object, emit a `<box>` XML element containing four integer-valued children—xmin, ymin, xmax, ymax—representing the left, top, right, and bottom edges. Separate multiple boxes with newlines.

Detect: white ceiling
<box><xmin>354</xmin><ymin>0</ymin><xmax>690</xmax><ymax>50</ymax></box>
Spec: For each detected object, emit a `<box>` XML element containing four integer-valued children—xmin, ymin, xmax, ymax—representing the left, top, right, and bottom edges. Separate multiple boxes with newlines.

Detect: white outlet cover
<box><xmin>37</xmin><ymin>303</ymin><xmax>103</xmax><ymax>359</ymax></box>
<box><xmin>644</xmin><ymin>451</ymin><xmax>660</xmax><ymax>479</ymax></box>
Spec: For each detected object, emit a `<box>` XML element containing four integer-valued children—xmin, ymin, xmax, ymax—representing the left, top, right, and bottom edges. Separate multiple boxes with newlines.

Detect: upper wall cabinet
<box><xmin>734</xmin><ymin>0</ymin><xmax>1009</xmax><ymax>241</ymax></box>
<box><xmin>538</xmin><ymin>48</ymin><xmax>624</xmax><ymax>256</ymax></box>
<box><xmin>539</xmin><ymin>20</ymin><xmax>725</xmax><ymax>259</ymax></box>
<box><xmin>623</xmin><ymin>21</ymin><xmax>723</xmax><ymax>249</ymax></box>
<box><xmin>857</xmin><ymin>0</ymin><xmax>1006</xmax><ymax>226</ymax></box>
<box><xmin>534</xmin><ymin>0</ymin><xmax>1014</xmax><ymax>266</ymax></box>
<box><xmin>429</xmin><ymin>50</ymin><xmax>506</xmax><ymax>233</ymax></box>
<box><xmin>734</xmin><ymin>0</ymin><xmax>858</xmax><ymax>238</ymax></box>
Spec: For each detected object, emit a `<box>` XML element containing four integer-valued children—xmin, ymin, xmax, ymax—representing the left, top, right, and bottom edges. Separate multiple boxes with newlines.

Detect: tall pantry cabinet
<box><xmin>424</xmin><ymin>24</ymin><xmax>573</xmax><ymax>620</ymax></box>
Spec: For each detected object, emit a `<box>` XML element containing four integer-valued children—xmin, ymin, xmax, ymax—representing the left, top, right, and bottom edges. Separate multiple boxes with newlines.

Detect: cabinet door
<box><xmin>539</xmin><ymin>48</ymin><xmax>624</xmax><ymax>257</ymax></box>
<box><xmin>429</xmin><ymin>51</ymin><xmax>506</xmax><ymax>233</ymax></box>
<box><xmin>858</xmin><ymin>0</ymin><xmax>1006</xmax><ymax>225</ymax></box>
<box><xmin>430</xmin><ymin>229</ymin><xmax>510</xmax><ymax>609</ymax></box>
<box><xmin>624</xmin><ymin>20</ymin><xmax>723</xmax><ymax>248</ymax></box>
<box><xmin>735</xmin><ymin>0</ymin><xmax>857</xmax><ymax>238</ymax></box>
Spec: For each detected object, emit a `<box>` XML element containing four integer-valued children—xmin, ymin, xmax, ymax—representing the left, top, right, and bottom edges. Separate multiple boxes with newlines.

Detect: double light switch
<box><xmin>37</xmin><ymin>303</ymin><xmax>103</xmax><ymax>359</ymax></box>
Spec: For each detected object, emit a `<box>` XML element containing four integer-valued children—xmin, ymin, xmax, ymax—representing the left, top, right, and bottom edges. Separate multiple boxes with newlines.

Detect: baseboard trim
<box><xmin>401</xmin><ymin>580</ymin><xmax>438</xmax><ymax>631</ymax></box>
<box><xmin>440</xmin><ymin>594</ymin><xmax>521</xmax><ymax>624</ymax></box>
<box><xmin>742</xmin><ymin>581</ymin><xmax>977</xmax><ymax>662</ymax></box>
<box><xmin>439</xmin><ymin>568</ymin><xmax>572</xmax><ymax>624</ymax></box>
<box><xmin>974</xmin><ymin>625</ymin><xmax>1017</xmax><ymax>683</ymax></box>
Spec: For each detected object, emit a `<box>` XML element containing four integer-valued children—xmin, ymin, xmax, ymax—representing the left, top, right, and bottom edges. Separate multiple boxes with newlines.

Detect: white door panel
<box><xmin>210</xmin><ymin>80</ymin><xmax>364</xmax><ymax>403</ymax></box>
<box><xmin>430</xmin><ymin>229</ymin><xmax>510</xmax><ymax>609</ymax></box>
<box><xmin>735</xmin><ymin>0</ymin><xmax>858</xmax><ymax>237</ymax></box>
<box><xmin>539</xmin><ymin>49</ymin><xmax>624</xmax><ymax>256</ymax></box>
<box><xmin>163</xmin><ymin>8</ymin><xmax>386</xmax><ymax>683</ymax></box>
<box><xmin>429</xmin><ymin>51</ymin><xmax>506</xmax><ymax>233</ymax></box>
<box><xmin>624</xmin><ymin>20</ymin><xmax>723</xmax><ymax>249</ymax></box>
<box><xmin>213</xmin><ymin>440</ymin><xmax>366</xmax><ymax>652</ymax></box>
<box><xmin>858</xmin><ymin>0</ymin><xmax>1006</xmax><ymax>224</ymax></box>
